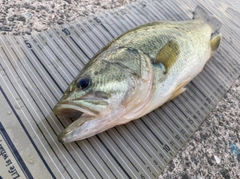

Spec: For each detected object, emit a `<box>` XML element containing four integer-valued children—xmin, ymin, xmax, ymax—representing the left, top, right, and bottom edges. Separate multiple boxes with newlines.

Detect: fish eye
<box><xmin>77</xmin><ymin>77</ymin><xmax>91</xmax><ymax>90</ymax></box>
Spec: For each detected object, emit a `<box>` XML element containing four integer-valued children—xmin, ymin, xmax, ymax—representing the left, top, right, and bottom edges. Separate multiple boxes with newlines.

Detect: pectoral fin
<box><xmin>210</xmin><ymin>34</ymin><xmax>222</xmax><ymax>56</ymax></box>
<box><xmin>154</xmin><ymin>40</ymin><xmax>180</xmax><ymax>72</ymax></box>
<box><xmin>167</xmin><ymin>78</ymin><xmax>191</xmax><ymax>102</ymax></box>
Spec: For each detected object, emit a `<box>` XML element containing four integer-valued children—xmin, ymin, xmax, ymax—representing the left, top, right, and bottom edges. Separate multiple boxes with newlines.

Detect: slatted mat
<box><xmin>0</xmin><ymin>0</ymin><xmax>240</xmax><ymax>178</ymax></box>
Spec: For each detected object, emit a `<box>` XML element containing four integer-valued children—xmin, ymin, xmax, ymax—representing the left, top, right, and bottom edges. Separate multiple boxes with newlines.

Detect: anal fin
<box><xmin>167</xmin><ymin>78</ymin><xmax>191</xmax><ymax>102</ymax></box>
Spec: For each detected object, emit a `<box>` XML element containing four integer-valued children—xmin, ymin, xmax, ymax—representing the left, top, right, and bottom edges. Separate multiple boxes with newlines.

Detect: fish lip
<box><xmin>53</xmin><ymin>102</ymin><xmax>97</xmax><ymax>117</ymax></box>
<box><xmin>57</xmin><ymin>114</ymin><xmax>99</xmax><ymax>143</ymax></box>
<box><xmin>58</xmin><ymin>129</ymin><xmax>73</xmax><ymax>143</ymax></box>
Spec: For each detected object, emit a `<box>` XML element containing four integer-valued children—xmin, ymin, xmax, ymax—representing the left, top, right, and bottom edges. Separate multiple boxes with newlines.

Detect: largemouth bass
<box><xmin>53</xmin><ymin>6</ymin><xmax>222</xmax><ymax>143</ymax></box>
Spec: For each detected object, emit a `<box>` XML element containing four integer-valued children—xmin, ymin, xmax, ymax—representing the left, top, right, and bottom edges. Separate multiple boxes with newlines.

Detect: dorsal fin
<box><xmin>193</xmin><ymin>6</ymin><xmax>222</xmax><ymax>33</ymax></box>
<box><xmin>153</xmin><ymin>40</ymin><xmax>180</xmax><ymax>72</ymax></box>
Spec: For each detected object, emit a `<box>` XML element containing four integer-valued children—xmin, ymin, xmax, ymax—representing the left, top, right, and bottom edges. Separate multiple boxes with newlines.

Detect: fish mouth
<box><xmin>53</xmin><ymin>100</ymin><xmax>111</xmax><ymax>143</ymax></box>
<box><xmin>54</xmin><ymin>103</ymin><xmax>99</xmax><ymax>143</ymax></box>
<box><xmin>53</xmin><ymin>102</ymin><xmax>98</xmax><ymax>117</ymax></box>
<box><xmin>57</xmin><ymin>114</ymin><xmax>98</xmax><ymax>143</ymax></box>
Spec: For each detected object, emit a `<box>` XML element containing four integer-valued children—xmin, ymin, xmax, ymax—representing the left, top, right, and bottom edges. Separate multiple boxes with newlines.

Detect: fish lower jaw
<box><xmin>53</xmin><ymin>103</ymin><xmax>96</xmax><ymax>117</ymax></box>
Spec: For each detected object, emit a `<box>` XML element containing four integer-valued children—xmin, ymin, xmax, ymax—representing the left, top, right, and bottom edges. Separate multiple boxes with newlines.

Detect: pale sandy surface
<box><xmin>0</xmin><ymin>0</ymin><xmax>239</xmax><ymax>178</ymax></box>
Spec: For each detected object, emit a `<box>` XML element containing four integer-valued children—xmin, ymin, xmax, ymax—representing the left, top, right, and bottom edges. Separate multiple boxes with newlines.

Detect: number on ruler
<box><xmin>94</xmin><ymin>17</ymin><xmax>101</xmax><ymax>23</ymax></box>
<box><xmin>175</xmin><ymin>134</ymin><xmax>180</xmax><ymax>140</ymax></box>
<box><xmin>24</xmin><ymin>40</ymin><xmax>32</xmax><ymax>48</ymax></box>
<box><xmin>62</xmin><ymin>28</ymin><xmax>71</xmax><ymax>36</ymax></box>
<box><xmin>147</xmin><ymin>166</ymin><xmax>151</xmax><ymax>173</ymax></box>
<box><xmin>159</xmin><ymin>153</ymin><xmax>164</xmax><ymax>158</ymax></box>
<box><xmin>33</xmin><ymin>38</ymin><xmax>37</xmax><ymax>43</ymax></box>
<box><xmin>153</xmin><ymin>160</ymin><xmax>158</xmax><ymax>165</ymax></box>
<box><xmin>140</xmin><ymin>2</ymin><xmax>146</xmax><ymax>7</ymax></box>
<box><xmin>170</xmin><ymin>141</ymin><xmax>175</xmax><ymax>146</ymax></box>
<box><xmin>163</xmin><ymin>144</ymin><xmax>170</xmax><ymax>153</ymax></box>
<box><xmin>120</xmin><ymin>10</ymin><xmax>126</xmax><ymax>15</ymax></box>
<box><xmin>187</xmin><ymin>117</ymin><xmax>194</xmax><ymax>124</ymax></box>
<box><xmin>185</xmin><ymin>124</ymin><xmax>190</xmax><ymax>129</ymax></box>
<box><xmin>6</xmin><ymin>40</ymin><xmax>11</xmax><ymax>46</ymax></box>
<box><xmin>205</xmin><ymin>97</ymin><xmax>212</xmax><ymax>104</ymax></box>
<box><xmin>140</xmin><ymin>174</ymin><xmax>146</xmax><ymax>179</ymax></box>
<box><xmin>55</xmin><ymin>28</ymin><xmax>60</xmax><ymax>35</ymax></box>
<box><xmin>193</xmin><ymin>115</ymin><xmax>198</xmax><ymax>120</ymax></box>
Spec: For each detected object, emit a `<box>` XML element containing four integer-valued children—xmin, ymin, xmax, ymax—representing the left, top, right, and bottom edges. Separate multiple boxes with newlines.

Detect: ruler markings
<box><xmin>194</xmin><ymin>75</ymin><xmax>219</xmax><ymax>103</ymax></box>
<box><xmin>69</xmin><ymin>36</ymin><xmax>91</xmax><ymax>59</ymax></box>
<box><xmin>18</xmin><ymin>36</ymin><xmax>63</xmax><ymax>98</ymax></box>
<box><xmin>31</xmin><ymin>45</ymin><xmax>66</xmax><ymax>92</ymax></box>
<box><xmin>18</xmin><ymin>42</ymin><xmax>60</xmax><ymax>102</ymax></box>
<box><xmin>117</xmin><ymin>126</ymin><xmax>161</xmax><ymax>173</ymax></box>
<box><xmin>2</xmin><ymin>43</ymin><xmax>87</xmax><ymax>179</ymax></box>
<box><xmin>75</xmin><ymin>28</ymin><xmax>100</xmax><ymax>53</ymax></box>
<box><xmin>102</xmin><ymin>14</ymin><xmax>122</xmax><ymax>37</ymax></box>
<box><xmin>78</xmin><ymin>22</ymin><xmax>105</xmax><ymax>50</ymax></box>
<box><xmin>0</xmin><ymin>62</ymin><xmax>68</xmax><ymax>178</ymax></box>
<box><xmin>140</xmin><ymin>117</ymin><xmax>172</xmax><ymax>161</ymax></box>
<box><xmin>110</xmin><ymin>9</ymin><xmax>131</xmax><ymax>31</ymax></box>
<box><xmin>45</xmin><ymin>42</ymin><xmax>75</xmax><ymax>81</ymax></box>
<box><xmin>9</xmin><ymin>46</ymin><xmax>61</xmax><ymax>130</ymax></box>
<box><xmin>181</xmin><ymin>87</ymin><xmax>206</xmax><ymax>118</ymax></box>
<box><xmin>200</xmin><ymin>68</ymin><xmax>225</xmax><ymax>100</ymax></box>
<box><xmin>117</xmin><ymin>126</ymin><xmax>156</xmax><ymax>170</ymax></box>
<box><xmin>171</xmin><ymin>98</ymin><xmax>199</xmax><ymax>128</ymax></box>
<box><xmin>106</xmin><ymin>130</ymin><xmax>140</xmax><ymax>172</ymax></box>
<box><xmin>154</xmin><ymin>109</ymin><xmax>185</xmax><ymax>145</ymax></box>
<box><xmin>109</xmin><ymin>129</ymin><xmax>153</xmax><ymax>177</ymax></box>
<box><xmin>0</xmin><ymin>79</ymin><xmax>58</xmax><ymax>179</ymax></box>
<box><xmin>90</xmin><ymin>137</ymin><xmax>124</xmax><ymax>178</ymax></box>
<box><xmin>8</xmin><ymin>30</ymin><xmax>103</xmax><ymax>179</ymax></box>
<box><xmin>161</xmin><ymin>106</ymin><xmax>191</xmax><ymax>140</ymax></box>
<box><xmin>168</xmin><ymin>102</ymin><xmax>195</xmax><ymax>132</ymax></box>
<box><xmin>34</xmin><ymin>34</ymin><xmax>72</xmax><ymax>85</ymax></box>
<box><xmin>44</xmin><ymin>31</ymin><xmax>79</xmax><ymax>76</ymax></box>
<box><xmin>166</xmin><ymin>102</ymin><xmax>195</xmax><ymax>133</ymax></box>
<box><xmin>52</xmin><ymin>37</ymin><xmax>81</xmax><ymax>73</ymax></box>
<box><xmin>59</xmin><ymin>26</ymin><xmax>90</xmax><ymax>65</ymax></box>
<box><xmin>127</xmin><ymin>123</ymin><xmax>165</xmax><ymax>168</ymax></box>
<box><xmin>51</xmin><ymin>25</ymin><xmax>121</xmax><ymax>177</ymax></box>
<box><xmin>96</xmin><ymin>15</ymin><xmax>118</xmax><ymax>39</ymax></box>
<box><xmin>72</xmin><ymin>29</ymin><xmax>97</xmax><ymax>57</ymax></box>
<box><xmin>132</xmin><ymin>120</ymin><xmax>159</xmax><ymax>152</ymax></box>
<box><xmin>124</xmin><ymin>125</ymin><xmax>153</xmax><ymax>158</ymax></box>
<box><xmin>204</xmin><ymin>60</ymin><xmax>229</xmax><ymax>90</ymax></box>
<box><xmin>97</xmin><ymin>135</ymin><xmax>134</xmax><ymax>179</ymax></box>
<box><xmin>172</xmin><ymin>98</ymin><xmax>200</xmax><ymax>127</ymax></box>
<box><xmin>148</xmin><ymin>112</ymin><xmax>182</xmax><ymax>151</ymax></box>
<box><xmin>83</xmin><ymin>19</ymin><xmax>110</xmax><ymax>45</ymax></box>
<box><xmin>85</xmin><ymin>139</ymin><xmax>115</xmax><ymax>179</ymax></box>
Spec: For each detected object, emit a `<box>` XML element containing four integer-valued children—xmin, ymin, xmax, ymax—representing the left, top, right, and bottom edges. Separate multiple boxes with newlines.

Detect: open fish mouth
<box><xmin>53</xmin><ymin>103</ymin><xmax>97</xmax><ymax>117</ymax></box>
<box><xmin>53</xmin><ymin>100</ymin><xmax>112</xmax><ymax>143</ymax></box>
<box><xmin>57</xmin><ymin>113</ymin><xmax>97</xmax><ymax>143</ymax></box>
<box><xmin>54</xmin><ymin>103</ymin><xmax>97</xmax><ymax>143</ymax></box>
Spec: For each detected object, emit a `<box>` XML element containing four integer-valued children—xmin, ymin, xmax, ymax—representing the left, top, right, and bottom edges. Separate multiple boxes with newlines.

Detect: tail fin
<box><xmin>193</xmin><ymin>6</ymin><xmax>222</xmax><ymax>33</ymax></box>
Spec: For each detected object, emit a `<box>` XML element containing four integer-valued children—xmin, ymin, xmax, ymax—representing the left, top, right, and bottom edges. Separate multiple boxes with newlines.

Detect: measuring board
<box><xmin>0</xmin><ymin>0</ymin><xmax>240</xmax><ymax>178</ymax></box>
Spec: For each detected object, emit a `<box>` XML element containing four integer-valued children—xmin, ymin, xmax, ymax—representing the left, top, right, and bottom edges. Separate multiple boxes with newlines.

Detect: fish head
<box><xmin>53</xmin><ymin>47</ymin><xmax>154</xmax><ymax>143</ymax></box>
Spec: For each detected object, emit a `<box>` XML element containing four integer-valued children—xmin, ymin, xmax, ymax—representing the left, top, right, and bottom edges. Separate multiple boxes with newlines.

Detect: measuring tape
<box><xmin>0</xmin><ymin>0</ymin><xmax>240</xmax><ymax>178</ymax></box>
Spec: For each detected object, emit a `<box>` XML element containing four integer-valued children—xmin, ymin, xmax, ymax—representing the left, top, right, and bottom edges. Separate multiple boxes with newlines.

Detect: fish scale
<box><xmin>0</xmin><ymin>0</ymin><xmax>240</xmax><ymax>178</ymax></box>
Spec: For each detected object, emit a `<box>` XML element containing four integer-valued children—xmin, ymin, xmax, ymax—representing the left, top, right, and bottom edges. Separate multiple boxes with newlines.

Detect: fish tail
<box><xmin>193</xmin><ymin>6</ymin><xmax>222</xmax><ymax>33</ymax></box>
